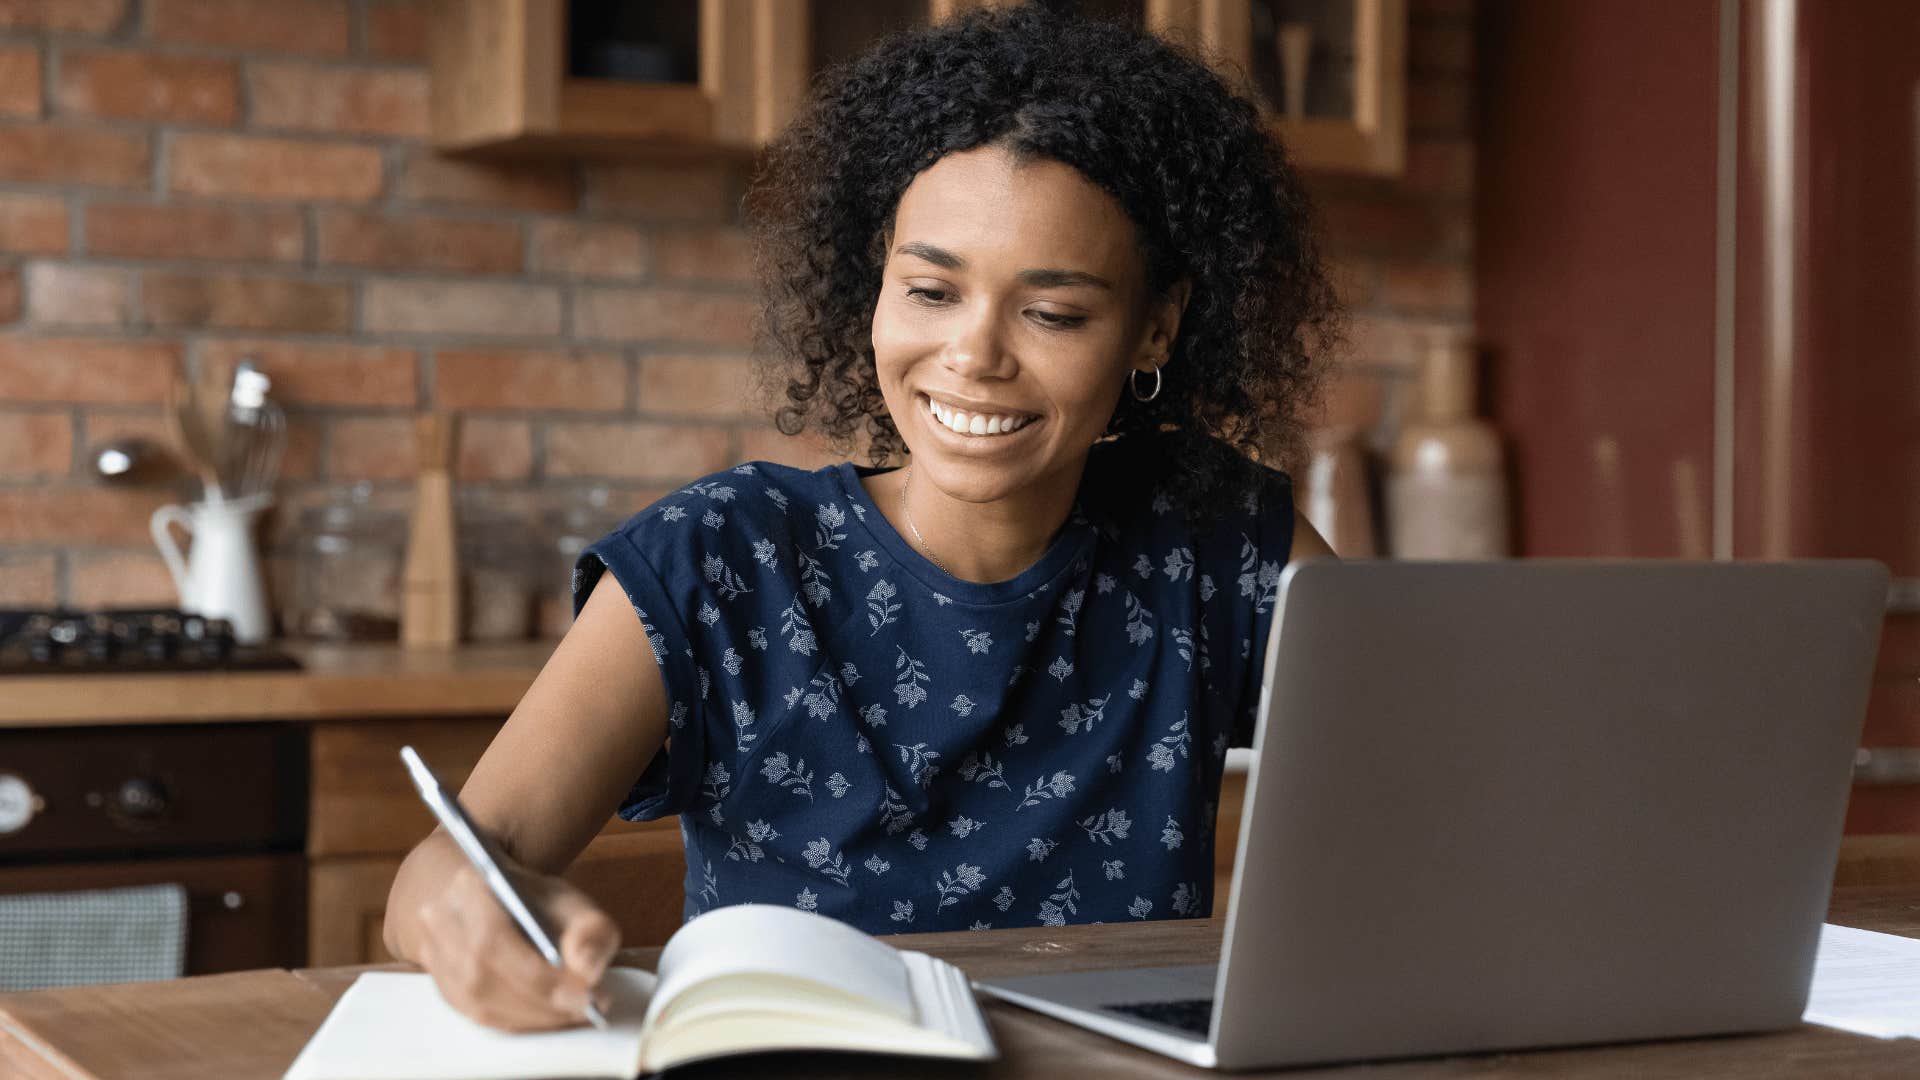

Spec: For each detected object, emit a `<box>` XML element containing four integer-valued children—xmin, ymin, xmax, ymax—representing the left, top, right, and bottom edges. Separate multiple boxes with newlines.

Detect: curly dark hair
<box><xmin>746</xmin><ymin>3</ymin><xmax>1342</xmax><ymax>524</ymax></box>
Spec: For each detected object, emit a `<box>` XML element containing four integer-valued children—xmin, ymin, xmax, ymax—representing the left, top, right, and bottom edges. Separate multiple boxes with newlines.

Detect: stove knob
<box><xmin>114</xmin><ymin>777</ymin><xmax>170</xmax><ymax>820</ymax></box>
<box><xmin>0</xmin><ymin>773</ymin><xmax>45</xmax><ymax>834</ymax></box>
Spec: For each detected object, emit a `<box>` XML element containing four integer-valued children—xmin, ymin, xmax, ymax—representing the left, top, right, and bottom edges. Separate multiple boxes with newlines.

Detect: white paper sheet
<box><xmin>282</xmin><ymin>968</ymin><xmax>655</xmax><ymax>1080</ymax></box>
<box><xmin>1803</xmin><ymin>923</ymin><xmax>1920</xmax><ymax>1040</ymax></box>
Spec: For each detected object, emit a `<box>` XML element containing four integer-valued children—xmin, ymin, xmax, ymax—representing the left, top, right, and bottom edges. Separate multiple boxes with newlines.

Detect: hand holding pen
<box><xmin>398</xmin><ymin>745</ymin><xmax>620</xmax><ymax>1031</ymax></box>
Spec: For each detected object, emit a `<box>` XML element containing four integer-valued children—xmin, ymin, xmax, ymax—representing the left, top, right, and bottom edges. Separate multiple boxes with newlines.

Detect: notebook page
<box><xmin>1802</xmin><ymin>923</ymin><xmax>1920</xmax><ymax>1040</ymax></box>
<box><xmin>645</xmin><ymin>904</ymin><xmax>913</xmax><ymax>1029</ymax></box>
<box><xmin>282</xmin><ymin>968</ymin><xmax>655</xmax><ymax>1080</ymax></box>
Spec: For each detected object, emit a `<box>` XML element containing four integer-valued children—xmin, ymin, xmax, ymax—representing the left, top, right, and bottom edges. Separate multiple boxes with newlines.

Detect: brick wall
<box><xmin>0</xmin><ymin>0</ymin><xmax>1472</xmax><ymax>628</ymax></box>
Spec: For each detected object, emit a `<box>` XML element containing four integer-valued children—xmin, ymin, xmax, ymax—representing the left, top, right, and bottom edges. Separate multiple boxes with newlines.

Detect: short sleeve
<box><xmin>1229</xmin><ymin>468</ymin><xmax>1295</xmax><ymax>748</ymax></box>
<box><xmin>572</xmin><ymin>524</ymin><xmax>709</xmax><ymax>823</ymax></box>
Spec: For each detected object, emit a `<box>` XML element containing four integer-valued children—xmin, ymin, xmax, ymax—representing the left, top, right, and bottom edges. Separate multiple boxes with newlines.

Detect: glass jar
<box><xmin>292</xmin><ymin>483</ymin><xmax>406</xmax><ymax>641</ymax></box>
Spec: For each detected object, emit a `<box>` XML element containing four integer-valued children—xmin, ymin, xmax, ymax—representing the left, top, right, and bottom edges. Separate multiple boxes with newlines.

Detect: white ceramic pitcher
<box><xmin>150</xmin><ymin>495</ymin><xmax>274</xmax><ymax>644</ymax></box>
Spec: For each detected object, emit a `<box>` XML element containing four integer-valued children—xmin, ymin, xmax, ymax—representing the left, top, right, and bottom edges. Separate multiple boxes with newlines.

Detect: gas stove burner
<box><xmin>0</xmin><ymin>609</ymin><xmax>302</xmax><ymax>675</ymax></box>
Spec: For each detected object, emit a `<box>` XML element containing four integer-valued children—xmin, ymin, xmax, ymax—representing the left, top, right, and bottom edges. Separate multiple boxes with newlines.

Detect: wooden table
<box><xmin>5</xmin><ymin>887</ymin><xmax>1920</xmax><ymax>1079</ymax></box>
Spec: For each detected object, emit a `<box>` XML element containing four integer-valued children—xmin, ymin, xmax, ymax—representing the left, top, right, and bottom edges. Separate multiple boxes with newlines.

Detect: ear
<box><xmin>1137</xmin><ymin>280</ymin><xmax>1191</xmax><ymax>372</ymax></box>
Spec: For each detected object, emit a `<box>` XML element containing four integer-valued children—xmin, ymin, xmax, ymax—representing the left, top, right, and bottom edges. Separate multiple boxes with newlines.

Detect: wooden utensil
<box><xmin>401</xmin><ymin>413</ymin><xmax>461</xmax><ymax>648</ymax></box>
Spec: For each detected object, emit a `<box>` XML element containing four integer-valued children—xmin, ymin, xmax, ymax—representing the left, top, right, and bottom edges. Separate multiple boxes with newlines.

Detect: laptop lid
<box><xmin>1211</xmin><ymin>559</ymin><xmax>1887</xmax><ymax>1069</ymax></box>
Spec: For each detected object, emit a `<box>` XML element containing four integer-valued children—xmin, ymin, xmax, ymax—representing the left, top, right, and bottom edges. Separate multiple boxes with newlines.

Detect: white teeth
<box><xmin>925</xmin><ymin>395</ymin><xmax>1031</xmax><ymax>437</ymax></box>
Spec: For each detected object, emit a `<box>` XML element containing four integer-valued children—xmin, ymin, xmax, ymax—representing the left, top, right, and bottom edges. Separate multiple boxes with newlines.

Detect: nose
<box><xmin>940</xmin><ymin>303</ymin><xmax>1015</xmax><ymax>381</ymax></box>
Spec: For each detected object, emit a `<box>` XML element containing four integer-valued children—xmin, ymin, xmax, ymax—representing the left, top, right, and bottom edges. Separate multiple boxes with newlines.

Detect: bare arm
<box><xmin>382</xmin><ymin>572</ymin><xmax>669</xmax><ymax>1029</ymax></box>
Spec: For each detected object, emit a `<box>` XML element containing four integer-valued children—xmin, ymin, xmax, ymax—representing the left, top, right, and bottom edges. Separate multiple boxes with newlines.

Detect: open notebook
<box><xmin>284</xmin><ymin>904</ymin><xmax>995</xmax><ymax>1079</ymax></box>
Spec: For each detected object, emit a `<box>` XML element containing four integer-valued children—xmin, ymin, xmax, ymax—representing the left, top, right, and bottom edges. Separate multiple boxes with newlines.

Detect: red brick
<box><xmin>69</xmin><ymin>550</ymin><xmax>176</xmax><ymax>607</ymax></box>
<box><xmin>398</xmin><ymin>151</ymin><xmax>577</xmax><ymax>213</ymax></box>
<box><xmin>0</xmin><ymin>194</ymin><xmax>69</xmax><ymax>255</ymax></box>
<box><xmin>455</xmin><ymin>416</ymin><xmax>532</xmax><ymax>481</ymax></box>
<box><xmin>249</xmin><ymin>62</ymin><xmax>428</xmax><ymax>138</ymax></box>
<box><xmin>0</xmin><ymin>0</ymin><xmax>125</xmax><ymax>33</ymax></box>
<box><xmin>1379</xmin><ymin>261</ymin><xmax>1471</xmax><ymax>315</ymax></box>
<box><xmin>586</xmin><ymin>161</ymin><xmax>735</xmax><ymax>222</ymax></box>
<box><xmin>737</xmin><ymin>425</ymin><xmax>847</xmax><ymax>472</ymax></box>
<box><xmin>326</xmin><ymin>415</ymin><xmax>413</xmax><ymax>481</ymax></box>
<box><xmin>365</xmin><ymin>1</ymin><xmax>429</xmax><ymax>61</ymax></box>
<box><xmin>637</xmin><ymin>354</ymin><xmax>757</xmax><ymax>419</ymax></box>
<box><xmin>0</xmin><ymin>487</ymin><xmax>171</xmax><ymax>544</ymax></box>
<box><xmin>199</xmin><ymin>339</ymin><xmax>417</xmax><ymax>407</ymax></box>
<box><xmin>0</xmin><ymin>337</ymin><xmax>178</xmax><ymax>403</ymax></box>
<box><xmin>434</xmin><ymin>348</ymin><xmax>625</xmax><ymax>412</ymax></box>
<box><xmin>147</xmin><ymin>0</ymin><xmax>350</xmax><ymax>56</ymax></box>
<box><xmin>362</xmin><ymin>279</ymin><xmax>562</xmax><ymax>337</ymax></box>
<box><xmin>1340</xmin><ymin>317</ymin><xmax>1454</xmax><ymax>374</ymax></box>
<box><xmin>1400</xmin><ymin>139</ymin><xmax>1474</xmax><ymax>198</ymax></box>
<box><xmin>529</xmin><ymin>220</ymin><xmax>648</xmax><ymax>280</ymax></box>
<box><xmin>0</xmin><ymin>265</ymin><xmax>17</xmax><ymax>323</ymax></box>
<box><xmin>0</xmin><ymin>45</ymin><xmax>40</xmax><ymax>118</ymax></box>
<box><xmin>169</xmin><ymin>133</ymin><xmax>383</xmax><ymax>202</ymax></box>
<box><xmin>315</xmin><ymin>210</ymin><xmax>523</xmax><ymax>274</ymax></box>
<box><xmin>86</xmin><ymin>203</ymin><xmax>304</xmax><ymax>263</ymax></box>
<box><xmin>56</xmin><ymin>50</ymin><xmax>238</xmax><ymax>125</ymax></box>
<box><xmin>574</xmin><ymin>286</ymin><xmax>757</xmax><ymax>347</ymax></box>
<box><xmin>0</xmin><ymin>126</ymin><xmax>150</xmax><ymax>188</ymax></box>
<box><xmin>1325</xmin><ymin>254</ymin><xmax>1378</xmax><ymax>311</ymax></box>
<box><xmin>653</xmin><ymin>226</ymin><xmax>753</xmax><ymax>284</ymax></box>
<box><xmin>0</xmin><ymin>552</ymin><xmax>55</xmax><ymax>605</ymax></box>
<box><xmin>545</xmin><ymin>419</ymin><xmax>732</xmax><ymax>481</ymax></box>
<box><xmin>25</xmin><ymin>263</ymin><xmax>128</xmax><ymax>326</ymax></box>
<box><xmin>141</xmin><ymin>273</ymin><xmax>352</xmax><ymax>333</ymax></box>
<box><xmin>1304</xmin><ymin>363</ymin><xmax>1391</xmax><ymax>432</ymax></box>
<box><xmin>0</xmin><ymin>409</ymin><xmax>71</xmax><ymax>478</ymax></box>
<box><xmin>1317</xmin><ymin>193</ymin><xmax>1446</xmax><ymax>257</ymax></box>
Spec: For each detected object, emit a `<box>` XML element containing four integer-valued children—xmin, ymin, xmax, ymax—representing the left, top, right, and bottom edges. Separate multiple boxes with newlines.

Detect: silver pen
<box><xmin>399</xmin><ymin>745</ymin><xmax>609</xmax><ymax>1029</ymax></box>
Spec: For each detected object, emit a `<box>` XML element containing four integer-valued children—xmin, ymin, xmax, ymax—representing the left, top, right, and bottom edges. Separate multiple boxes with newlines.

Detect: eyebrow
<box><xmin>894</xmin><ymin>241</ymin><xmax>1113</xmax><ymax>291</ymax></box>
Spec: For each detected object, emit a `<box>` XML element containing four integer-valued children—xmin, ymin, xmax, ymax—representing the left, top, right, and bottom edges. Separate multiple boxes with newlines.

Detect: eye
<box><xmin>905</xmin><ymin>286</ymin><xmax>951</xmax><ymax>305</ymax></box>
<box><xmin>1028</xmin><ymin>309</ymin><xmax>1087</xmax><ymax>330</ymax></box>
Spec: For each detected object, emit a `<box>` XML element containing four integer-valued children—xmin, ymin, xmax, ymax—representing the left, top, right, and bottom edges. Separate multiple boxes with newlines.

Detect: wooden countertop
<box><xmin>4</xmin><ymin>889</ymin><xmax>1920</xmax><ymax>1080</ymax></box>
<box><xmin>0</xmin><ymin>641</ymin><xmax>555</xmax><ymax>727</ymax></box>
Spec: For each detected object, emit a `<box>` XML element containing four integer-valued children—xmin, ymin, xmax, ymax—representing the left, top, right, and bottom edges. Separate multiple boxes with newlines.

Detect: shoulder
<box><xmin>1081</xmin><ymin>432</ymin><xmax>1293</xmax><ymax>553</ymax></box>
<box><xmin>601</xmin><ymin>460</ymin><xmax>839</xmax><ymax>554</ymax></box>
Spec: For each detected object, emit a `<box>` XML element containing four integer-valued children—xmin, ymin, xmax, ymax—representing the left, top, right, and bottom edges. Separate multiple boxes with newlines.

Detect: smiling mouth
<box><xmin>920</xmin><ymin>393</ymin><xmax>1039</xmax><ymax>438</ymax></box>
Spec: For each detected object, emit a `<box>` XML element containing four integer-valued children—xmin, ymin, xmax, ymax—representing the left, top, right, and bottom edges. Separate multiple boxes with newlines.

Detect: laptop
<box><xmin>975</xmin><ymin>559</ymin><xmax>1889</xmax><ymax>1070</ymax></box>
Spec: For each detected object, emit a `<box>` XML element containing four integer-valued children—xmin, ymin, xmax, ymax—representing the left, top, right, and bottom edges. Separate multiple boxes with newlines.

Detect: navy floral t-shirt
<box><xmin>572</xmin><ymin>435</ymin><xmax>1294</xmax><ymax>934</ymax></box>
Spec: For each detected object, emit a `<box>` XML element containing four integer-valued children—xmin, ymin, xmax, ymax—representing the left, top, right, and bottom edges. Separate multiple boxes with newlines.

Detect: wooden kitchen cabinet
<box><xmin>430</xmin><ymin>0</ymin><xmax>1023</xmax><ymax>156</ymax></box>
<box><xmin>1168</xmin><ymin>0</ymin><xmax>1407</xmax><ymax>175</ymax></box>
<box><xmin>305</xmin><ymin>718</ymin><xmax>686</xmax><ymax>966</ymax></box>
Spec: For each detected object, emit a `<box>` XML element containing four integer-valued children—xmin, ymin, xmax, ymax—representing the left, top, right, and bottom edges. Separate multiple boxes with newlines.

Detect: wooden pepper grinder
<box><xmin>402</xmin><ymin>412</ymin><xmax>461</xmax><ymax>647</ymax></box>
<box><xmin>1386</xmin><ymin>329</ymin><xmax>1510</xmax><ymax>559</ymax></box>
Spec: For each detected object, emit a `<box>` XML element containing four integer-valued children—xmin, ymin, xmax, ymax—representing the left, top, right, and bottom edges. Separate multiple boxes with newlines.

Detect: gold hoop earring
<box><xmin>1130</xmin><ymin>362</ymin><xmax>1163</xmax><ymax>403</ymax></box>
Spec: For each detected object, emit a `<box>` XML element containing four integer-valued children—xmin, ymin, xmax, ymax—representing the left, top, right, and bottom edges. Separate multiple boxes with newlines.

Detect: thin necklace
<box><xmin>901</xmin><ymin>464</ymin><xmax>950</xmax><ymax>576</ymax></box>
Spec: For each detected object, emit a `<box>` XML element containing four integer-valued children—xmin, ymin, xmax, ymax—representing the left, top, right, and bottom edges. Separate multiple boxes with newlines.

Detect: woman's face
<box><xmin>871</xmin><ymin>144</ymin><xmax>1182</xmax><ymax>506</ymax></box>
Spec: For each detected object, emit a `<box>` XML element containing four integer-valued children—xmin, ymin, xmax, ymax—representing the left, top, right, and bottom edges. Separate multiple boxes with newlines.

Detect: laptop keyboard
<box><xmin>1104</xmin><ymin>997</ymin><xmax>1214</xmax><ymax>1036</ymax></box>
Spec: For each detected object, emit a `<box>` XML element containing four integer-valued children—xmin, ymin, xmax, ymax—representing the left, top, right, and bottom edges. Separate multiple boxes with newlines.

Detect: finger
<box><xmin>431</xmin><ymin>876</ymin><xmax>586</xmax><ymax>1031</ymax></box>
<box><xmin>549</xmin><ymin>888</ymin><xmax>621</xmax><ymax>985</ymax></box>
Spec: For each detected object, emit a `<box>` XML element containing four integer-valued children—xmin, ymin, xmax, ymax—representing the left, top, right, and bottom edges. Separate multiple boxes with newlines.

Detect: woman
<box><xmin>384</xmin><ymin>4</ymin><xmax>1341</xmax><ymax>1032</ymax></box>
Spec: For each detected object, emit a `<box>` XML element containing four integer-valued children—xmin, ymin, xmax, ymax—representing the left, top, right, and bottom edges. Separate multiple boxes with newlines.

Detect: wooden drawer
<box><xmin>0</xmin><ymin>853</ymin><xmax>305</xmax><ymax>975</ymax></box>
<box><xmin>309</xmin><ymin>827</ymin><xmax>687</xmax><ymax>967</ymax></box>
<box><xmin>309</xmin><ymin>718</ymin><xmax>664</xmax><ymax>858</ymax></box>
